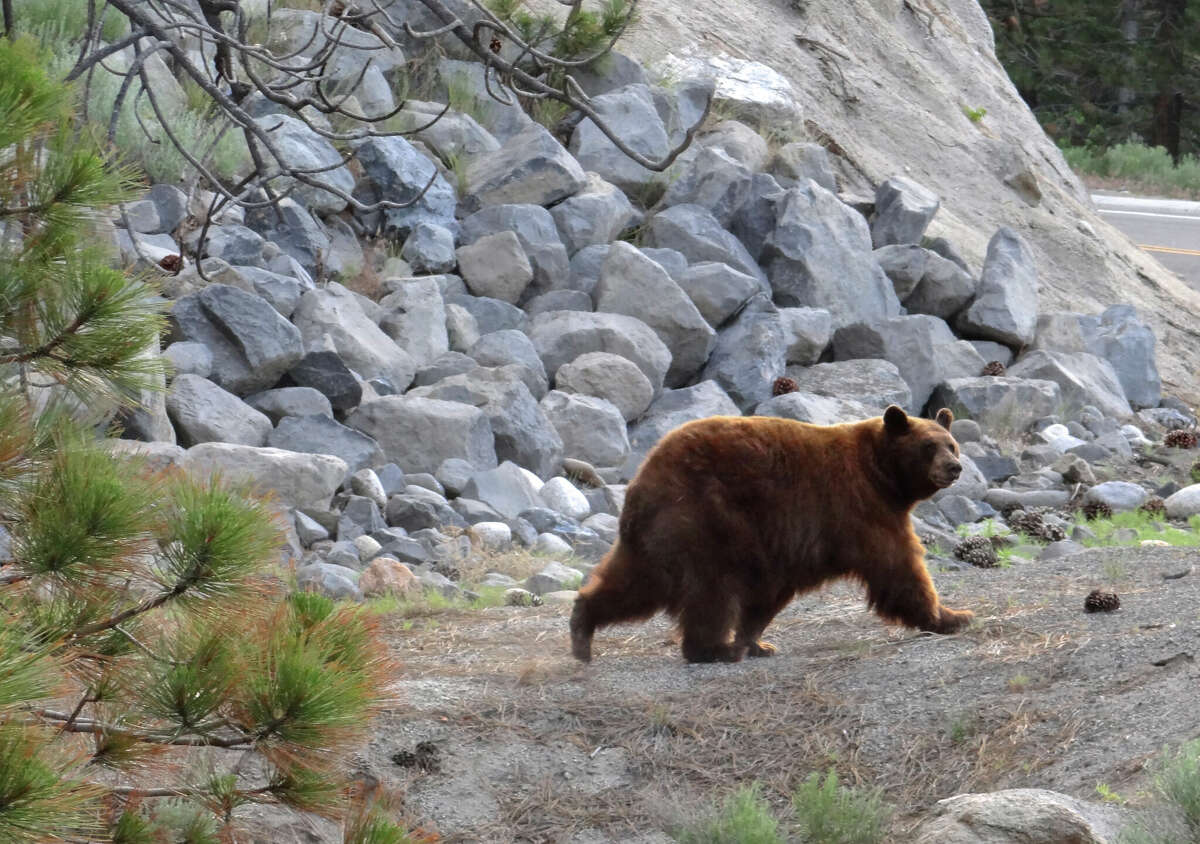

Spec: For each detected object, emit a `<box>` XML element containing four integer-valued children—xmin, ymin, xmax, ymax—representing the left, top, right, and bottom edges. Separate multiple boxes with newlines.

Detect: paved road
<box><xmin>1092</xmin><ymin>192</ymin><xmax>1200</xmax><ymax>291</ymax></box>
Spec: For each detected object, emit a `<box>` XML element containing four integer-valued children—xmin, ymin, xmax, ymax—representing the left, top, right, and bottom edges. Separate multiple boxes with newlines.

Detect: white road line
<box><xmin>1095</xmin><ymin>208</ymin><xmax>1200</xmax><ymax>221</ymax></box>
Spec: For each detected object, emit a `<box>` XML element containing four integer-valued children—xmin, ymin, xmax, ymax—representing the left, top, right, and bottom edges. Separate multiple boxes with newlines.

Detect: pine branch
<box><xmin>31</xmin><ymin>709</ymin><xmax>255</xmax><ymax>748</ymax></box>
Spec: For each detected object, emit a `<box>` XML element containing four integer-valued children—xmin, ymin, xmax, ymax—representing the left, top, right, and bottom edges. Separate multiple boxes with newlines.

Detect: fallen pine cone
<box><xmin>1084</xmin><ymin>589</ymin><xmax>1120</xmax><ymax>613</ymax></box>
<box><xmin>772</xmin><ymin>376</ymin><xmax>799</xmax><ymax>396</ymax></box>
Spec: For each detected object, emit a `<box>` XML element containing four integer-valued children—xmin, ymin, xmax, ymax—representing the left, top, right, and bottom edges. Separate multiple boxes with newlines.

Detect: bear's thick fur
<box><xmin>570</xmin><ymin>405</ymin><xmax>973</xmax><ymax>663</ymax></box>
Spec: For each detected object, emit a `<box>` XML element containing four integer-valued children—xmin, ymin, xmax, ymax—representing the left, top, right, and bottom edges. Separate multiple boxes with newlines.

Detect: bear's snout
<box><xmin>933</xmin><ymin>459</ymin><xmax>962</xmax><ymax>488</ymax></box>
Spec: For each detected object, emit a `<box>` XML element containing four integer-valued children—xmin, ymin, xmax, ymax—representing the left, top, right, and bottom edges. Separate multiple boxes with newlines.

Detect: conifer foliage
<box><xmin>0</xmin><ymin>38</ymin><xmax>399</xmax><ymax>842</ymax></box>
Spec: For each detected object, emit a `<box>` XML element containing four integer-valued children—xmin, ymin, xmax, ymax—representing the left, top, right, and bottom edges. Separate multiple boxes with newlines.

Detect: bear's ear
<box><xmin>935</xmin><ymin>408</ymin><xmax>954</xmax><ymax>430</ymax></box>
<box><xmin>883</xmin><ymin>404</ymin><xmax>909</xmax><ymax>434</ymax></box>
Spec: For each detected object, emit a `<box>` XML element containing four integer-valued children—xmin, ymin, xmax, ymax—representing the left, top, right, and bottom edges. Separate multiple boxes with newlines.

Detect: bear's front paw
<box><xmin>932</xmin><ymin>607</ymin><xmax>973</xmax><ymax>634</ymax></box>
<box><xmin>745</xmin><ymin>640</ymin><xmax>778</xmax><ymax>657</ymax></box>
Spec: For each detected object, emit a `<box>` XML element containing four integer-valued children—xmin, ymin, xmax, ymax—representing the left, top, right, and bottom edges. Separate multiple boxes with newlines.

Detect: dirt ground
<box><xmin>313</xmin><ymin>543</ymin><xmax>1200</xmax><ymax>842</ymax></box>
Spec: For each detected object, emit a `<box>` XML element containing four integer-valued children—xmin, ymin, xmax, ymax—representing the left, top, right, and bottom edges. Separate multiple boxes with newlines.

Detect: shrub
<box><xmin>792</xmin><ymin>770</ymin><xmax>891</xmax><ymax>844</ymax></box>
<box><xmin>675</xmin><ymin>783</ymin><xmax>782</xmax><ymax>844</ymax></box>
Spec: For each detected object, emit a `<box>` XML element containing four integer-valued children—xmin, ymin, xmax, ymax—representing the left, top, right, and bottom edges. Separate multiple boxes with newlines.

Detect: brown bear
<box><xmin>570</xmin><ymin>405</ymin><xmax>973</xmax><ymax>663</ymax></box>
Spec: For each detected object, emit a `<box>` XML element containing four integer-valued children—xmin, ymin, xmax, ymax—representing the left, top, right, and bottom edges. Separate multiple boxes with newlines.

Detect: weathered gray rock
<box><xmin>956</xmin><ymin>227</ymin><xmax>1039</xmax><ymax>347</ymax></box>
<box><xmin>525</xmin><ymin>290</ymin><xmax>592</xmax><ymax>316</ymax></box>
<box><xmin>292</xmin><ymin>283</ymin><xmax>416</xmax><ymax>390</ymax></box>
<box><xmin>624</xmin><ymin>381</ymin><xmax>741</xmax><ymax>479</ymax></box>
<box><xmin>463</xmin><ymin>121</ymin><xmax>587</xmax><ymax>211</ymax></box>
<box><xmin>459</xmin><ymin>204</ymin><xmax>569</xmax><ymax>299</ymax></box>
<box><xmin>700</xmin><ymin>297</ymin><xmax>786</xmax><ymax>411</ymax></box>
<box><xmin>287</xmin><ymin>351</ymin><xmax>363</xmax><ymax>412</ymax></box>
<box><xmin>445</xmin><ymin>294</ymin><xmax>527</xmax><ymax>336</ymax></box>
<box><xmin>540</xmin><ymin>390</ymin><xmax>631</xmax><ymax>468</ymax></box>
<box><xmin>875</xmin><ymin>244</ymin><xmax>976</xmax><ymax>320</ymax></box>
<box><xmin>400</xmin><ymin>223</ymin><xmax>456</xmax><ymax>274</ymax></box>
<box><xmin>871</xmin><ymin>176</ymin><xmax>940</xmax><ymax>247</ymax></box>
<box><xmin>655</xmin><ymin>54</ymin><xmax>795</xmax><ymax>127</ymax></box>
<box><xmin>452</xmin><ymin>230</ymin><xmax>535</xmax><ymax>307</ymax></box>
<box><xmin>660</xmin><ymin>146</ymin><xmax>754</xmax><ymax>226</ymax></box>
<box><xmin>549</xmin><ymin>173</ymin><xmax>638</xmax><ymax>254</ymax></box>
<box><xmin>224</xmin><ymin>266</ymin><xmax>306</xmax><ymax>318</ymax></box>
<box><xmin>569</xmin><ymin>83</ymin><xmax>670</xmax><ymax>192</ymax></box>
<box><xmin>1008</xmin><ymin>350</ymin><xmax>1132</xmax><ymax>418</ymax></box>
<box><xmin>388</xmin><ymin>99</ymin><xmax>500</xmax><ymax>161</ymax></box>
<box><xmin>594</xmin><ymin>241</ymin><xmax>715</xmax><ymax>386</ymax></box>
<box><xmin>755</xmin><ymin>391</ymin><xmax>874</xmax><ymax>425</ymax></box>
<box><xmin>246</xmin><ymin>387</ymin><xmax>333</xmax><ymax>423</ymax></box>
<box><xmin>675</xmin><ymin>262</ymin><xmax>761</xmax><ymax>328</ymax></box>
<box><xmin>833</xmin><ymin>315</ymin><xmax>986</xmax><ymax>412</ymax></box>
<box><xmin>468</xmin><ymin>330</ymin><xmax>548</xmax><ymax>388</ymax></box>
<box><xmin>645</xmin><ymin>203</ymin><xmax>766</xmax><ymax>284</ymax></box>
<box><xmin>434</xmin><ymin>58</ymin><xmax>534</xmax><ymax>140</ymax></box>
<box><xmin>297</xmin><ymin>562</ymin><xmax>362</xmax><ymax>602</ymax></box>
<box><xmin>528</xmin><ymin>310</ymin><xmax>672</xmax><ymax>396</ymax></box>
<box><xmin>912</xmin><ymin>788</ymin><xmax>1120</xmax><ymax>844</ymax></box>
<box><xmin>346</xmin><ymin>396</ymin><xmax>497</xmax><ymax>475</ymax></box>
<box><xmin>251</xmin><ymin>114</ymin><xmax>354</xmax><ymax>214</ymax></box>
<box><xmin>1084</xmin><ymin>481</ymin><xmax>1148</xmax><ymax>513</ymax></box>
<box><xmin>167</xmin><ymin>375</ymin><xmax>272</xmax><ymax>447</ymax></box>
<box><xmin>408</xmin><ymin>366</ymin><xmax>563</xmax><ymax>478</ymax></box>
<box><xmin>461</xmin><ymin>461</ymin><xmax>542</xmax><ymax>519</ymax></box>
<box><xmin>730</xmin><ymin>172</ymin><xmax>786</xmax><ymax>262</ymax></box>
<box><xmin>929</xmin><ymin>377</ymin><xmax>1063</xmax><ymax>433</ymax></box>
<box><xmin>539</xmin><ymin>477</ymin><xmax>591</xmax><ymax>522</ymax></box>
<box><xmin>353</xmin><ymin>135</ymin><xmax>456</xmax><ymax>237</ymax></box>
<box><xmin>201</xmin><ymin>225</ymin><xmax>265</xmax><ymax>267</ymax></box>
<box><xmin>554</xmin><ymin>351</ymin><xmax>654</xmax><ymax>422</ymax></box>
<box><xmin>245</xmin><ymin>199</ymin><xmax>331</xmax><ymax>278</ymax></box>
<box><xmin>445</xmin><ymin>303</ymin><xmax>481</xmax><ymax>353</ymax></box>
<box><xmin>185</xmin><ymin>443</ymin><xmax>347</xmax><ymax>510</ymax></box>
<box><xmin>148</xmin><ymin>184</ymin><xmax>188</xmax><ymax>234</ymax></box>
<box><xmin>701</xmin><ymin>120</ymin><xmax>769</xmax><ymax>171</ymax></box>
<box><xmin>786</xmin><ymin>359</ymin><xmax>912</xmax><ymax>414</ymax></box>
<box><xmin>1165</xmin><ymin>485</ymin><xmax>1200</xmax><ymax>519</ymax></box>
<box><xmin>385</xmin><ymin>493</ymin><xmax>465</xmax><ymax>532</ymax></box>
<box><xmin>268</xmin><ymin>414</ymin><xmax>384</xmax><ymax>477</ymax></box>
<box><xmin>762</xmin><ymin>181</ymin><xmax>901</xmax><ymax>329</ymax></box>
<box><xmin>768</xmin><ymin>141</ymin><xmax>837</xmax><ymax>191</ymax></box>
<box><xmin>379</xmin><ymin>278</ymin><xmax>449</xmax><ymax>369</ymax></box>
<box><xmin>164</xmin><ymin>342</ymin><xmax>212</xmax><ymax>379</ymax></box>
<box><xmin>779</xmin><ymin>307</ymin><xmax>833</xmax><ymax>366</ymax></box>
<box><xmin>414</xmin><ymin>351</ymin><xmax>479</xmax><ymax>388</ymax></box>
<box><xmin>525</xmin><ymin>560</ymin><xmax>583</xmax><ymax>595</ymax></box>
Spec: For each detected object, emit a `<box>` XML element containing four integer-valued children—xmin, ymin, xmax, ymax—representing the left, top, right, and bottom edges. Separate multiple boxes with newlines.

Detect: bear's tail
<box><xmin>570</xmin><ymin>540</ymin><xmax>659</xmax><ymax>662</ymax></box>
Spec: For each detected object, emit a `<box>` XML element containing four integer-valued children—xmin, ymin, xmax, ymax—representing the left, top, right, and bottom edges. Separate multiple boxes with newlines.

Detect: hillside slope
<box><xmin>614</xmin><ymin>0</ymin><xmax>1200</xmax><ymax>404</ymax></box>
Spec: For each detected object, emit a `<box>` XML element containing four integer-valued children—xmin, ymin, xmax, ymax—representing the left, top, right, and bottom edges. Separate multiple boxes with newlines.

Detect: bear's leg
<box><xmin>733</xmin><ymin>591</ymin><xmax>794</xmax><ymax>657</ymax></box>
<box><xmin>570</xmin><ymin>546</ymin><xmax>664</xmax><ymax>662</ymax></box>
<box><xmin>679</xmin><ymin>594</ymin><xmax>744</xmax><ymax>663</ymax></box>
<box><xmin>864</xmin><ymin>559</ymin><xmax>973</xmax><ymax>634</ymax></box>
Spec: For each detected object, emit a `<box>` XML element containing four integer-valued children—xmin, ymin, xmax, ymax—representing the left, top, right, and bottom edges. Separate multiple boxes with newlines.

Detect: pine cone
<box><xmin>158</xmin><ymin>254</ymin><xmax>183</xmax><ymax>273</ymax></box>
<box><xmin>772</xmin><ymin>376</ymin><xmax>799</xmax><ymax>397</ymax></box>
<box><xmin>981</xmin><ymin>360</ymin><xmax>1006</xmax><ymax>377</ymax></box>
<box><xmin>1140</xmin><ymin>496</ymin><xmax>1166</xmax><ymax>516</ymax></box>
<box><xmin>1084</xmin><ymin>590</ymin><xmax>1120</xmax><ymax>613</ymax></box>
<box><xmin>954</xmin><ymin>536</ymin><xmax>999</xmax><ymax>568</ymax></box>
<box><xmin>1081</xmin><ymin>499</ymin><xmax>1113</xmax><ymax>521</ymax></box>
<box><xmin>1008</xmin><ymin>508</ymin><xmax>1065</xmax><ymax>543</ymax></box>
<box><xmin>1165</xmin><ymin>429</ymin><xmax>1198</xmax><ymax>449</ymax></box>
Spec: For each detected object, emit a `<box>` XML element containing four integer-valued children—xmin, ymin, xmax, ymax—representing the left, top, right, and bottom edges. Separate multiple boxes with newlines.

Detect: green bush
<box><xmin>1062</xmin><ymin>141</ymin><xmax>1200</xmax><ymax>195</ymax></box>
<box><xmin>792</xmin><ymin>770</ymin><xmax>891</xmax><ymax>844</ymax></box>
<box><xmin>676</xmin><ymin>783</ymin><xmax>782</xmax><ymax>844</ymax></box>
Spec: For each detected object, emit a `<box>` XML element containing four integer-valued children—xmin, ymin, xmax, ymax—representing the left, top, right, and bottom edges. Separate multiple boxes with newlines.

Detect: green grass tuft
<box><xmin>675</xmin><ymin>783</ymin><xmax>781</xmax><ymax>844</ymax></box>
<box><xmin>792</xmin><ymin>770</ymin><xmax>891</xmax><ymax>844</ymax></box>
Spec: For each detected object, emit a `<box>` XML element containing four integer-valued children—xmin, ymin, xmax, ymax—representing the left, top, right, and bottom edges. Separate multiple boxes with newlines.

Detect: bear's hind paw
<box><xmin>745</xmin><ymin>640</ymin><xmax>778</xmax><ymax>657</ymax></box>
<box><xmin>932</xmin><ymin>607</ymin><xmax>974</xmax><ymax>634</ymax></box>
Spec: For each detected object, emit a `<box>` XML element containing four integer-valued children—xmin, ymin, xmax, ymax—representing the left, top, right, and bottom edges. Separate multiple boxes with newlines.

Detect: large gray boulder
<box><xmin>245</xmin><ymin>387</ymin><xmax>333</xmax><ymax>423</ymax></box>
<box><xmin>1165</xmin><ymin>485</ymin><xmax>1200</xmax><ymax>519</ymax></box>
<box><xmin>956</xmin><ymin>227</ymin><xmax>1039</xmax><ymax>347</ymax></box>
<box><xmin>549</xmin><ymin>173</ymin><xmax>638</xmax><ymax>254</ymax></box>
<box><xmin>185</xmin><ymin>443</ymin><xmax>348</xmax><ymax>510</ymax></box>
<box><xmin>730</xmin><ymin>172</ymin><xmax>786</xmax><ymax>261</ymax></box>
<box><xmin>528</xmin><ymin>310</ymin><xmax>672</xmax><ymax>396</ymax></box>
<box><xmin>352</xmin><ymin>135</ymin><xmax>457</xmax><ymax>237</ymax></box>
<box><xmin>593</xmin><ymin>241</ymin><xmax>716</xmax><ymax>386</ymax></box>
<box><xmin>400</xmin><ymin>223</ymin><xmax>456</xmax><ymax>274</ymax></box>
<box><xmin>224</xmin><ymin>265</ymin><xmax>306</xmax><ymax>318</ymax></box>
<box><xmin>779</xmin><ymin>307</ymin><xmax>833</xmax><ymax>365</ymax></box>
<box><xmin>540</xmin><ymin>390</ymin><xmax>631</xmax><ymax>468</ymax></box>
<box><xmin>378</xmin><ymin>278</ymin><xmax>449</xmax><ymax>369</ymax></box>
<box><xmin>786</xmin><ymin>359</ymin><xmax>912</xmax><ymax>414</ymax></box>
<box><xmin>461</xmin><ymin>461</ymin><xmax>542</xmax><ymax>520</ymax></box>
<box><xmin>659</xmin><ymin>146</ymin><xmax>754</xmax><ymax>226</ymax></box>
<box><xmin>287</xmin><ymin>351</ymin><xmax>363</xmax><ymax>412</ymax></box>
<box><xmin>1083</xmin><ymin>481</ymin><xmax>1148</xmax><ymax>513</ymax></box>
<box><xmin>675</xmin><ymin>262</ymin><xmax>761</xmax><ymax>328</ymax></box>
<box><xmin>388</xmin><ymin>99</ymin><xmax>500</xmax><ymax>162</ymax></box>
<box><xmin>569</xmin><ymin>83</ymin><xmax>670</xmax><ymax>192</ymax></box>
<box><xmin>250</xmin><ymin>114</ymin><xmax>354</xmax><ymax>215</ymax></box>
<box><xmin>875</xmin><ymin>244</ymin><xmax>977</xmax><ymax>321</ymax></box>
<box><xmin>871</xmin><ymin>176</ymin><xmax>940</xmax><ymax>247</ymax></box>
<box><xmin>554</xmin><ymin>351</ymin><xmax>655</xmax><ymax>422</ymax></box>
<box><xmin>768</xmin><ymin>141</ymin><xmax>837</xmax><ymax>191</ymax></box>
<box><xmin>761</xmin><ymin>181</ymin><xmax>901</xmax><ymax>329</ymax></box>
<box><xmin>345</xmin><ymin>396</ymin><xmax>497</xmax><ymax>475</ymax></box>
<box><xmin>167</xmin><ymin>375</ymin><xmax>272</xmax><ymax>447</ymax></box>
<box><xmin>468</xmin><ymin>330</ymin><xmax>548</xmax><ymax>387</ymax></box>
<box><xmin>291</xmin><ymin>283</ymin><xmax>416</xmax><ymax>391</ymax></box>
<box><xmin>756</xmin><ymin>392</ymin><xmax>875</xmax><ymax>425</ymax></box>
<box><xmin>462</xmin><ymin>121</ymin><xmax>587</xmax><ymax>211</ymax></box>
<box><xmin>407</xmin><ymin>366</ymin><xmax>563</xmax><ymax>479</ymax></box>
<box><xmin>455</xmin><ymin>230</ymin><xmax>533</xmax><ymax>304</ymax></box>
<box><xmin>699</xmin><ymin>297</ymin><xmax>786</xmax><ymax>411</ymax></box>
<box><xmin>912</xmin><ymin>788</ymin><xmax>1121</xmax><ymax>844</ymax></box>
<box><xmin>700</xmin><ymin>120</ymin><xmax>769</xmax><ymax>171</ymax></box>
<box><xmin>267</xmin><ymin>415</ymin><xmax>384</xmax><ymax>477</ymax></box>
<box><xmin>623</xmin><ymin>381</ymin><xmax>740</xmax><ymax>479</ymax></box>
<box><xmin>169</xmin><ymin>284</ymin><xmax>304</xmax><ymax>396</ymax></box>
<box><xmin>929</xmin><ymin>377</ymin><xmax>1063</xmax><ymax>433</ymax></box>
<box><xmin>645</xmin><ymin>203</ymin><xmax>766</xmax><ymax>284</ymax></box>
<box><xmin>459</xmin><ymin>204</ymin><xmax>569</xmax><ymax>299</ymax></box>
<box><xmin>833</xmin><ymin>315</ymin><xmax>986</xmax><ymax>412</ymax></box>
<box><xmin>244</xmin><ymin>199</ymin><xmax>330</xmax><ymax>278</ymax></box>
<box><xmin>1008</xmin><ymin>350</ymin><xmax>1132</xmax><ymax>418</ymax></box>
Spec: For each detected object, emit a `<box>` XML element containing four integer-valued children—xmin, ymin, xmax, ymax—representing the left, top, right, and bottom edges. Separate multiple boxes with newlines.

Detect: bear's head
<box><xmin>880</xmin><ymin>405</ymin><xmax>962</xmax><ymax>501</ymax></box>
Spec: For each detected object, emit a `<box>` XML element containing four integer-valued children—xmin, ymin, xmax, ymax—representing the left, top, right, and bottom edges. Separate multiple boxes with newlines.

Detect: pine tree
<box><xmin>0</xmin><ymin>37</ymin><xmax>406</xmax><ymax>841</ymax></box>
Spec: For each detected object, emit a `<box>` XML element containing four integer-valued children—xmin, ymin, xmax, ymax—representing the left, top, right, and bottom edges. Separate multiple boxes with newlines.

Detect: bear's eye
<box><xmin>923</xmin><ymin>441</ymin><xmax>939</xmax><ymax>456</ymax></box>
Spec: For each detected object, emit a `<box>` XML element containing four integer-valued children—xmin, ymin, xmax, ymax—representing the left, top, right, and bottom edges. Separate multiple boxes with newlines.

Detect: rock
<box><xmin>292</xmin><ymin>283</ymin><xmax>416</xmax><ymax>391</ymax></box>
<box><xmin>400</xmin><ymin>223</ymin><xmax>456</xmax><ymax>274</ymax></box>
<box><xmin>786</xmin><ymin>359</ymin><xmax>912</xmax><ymax>415</ymax></box>
<box><xmin>414</xmin><ymin>352</ymin><xmax>478</xmax><ymax>388</ymax></box>
<box><xmin>445</xmin><ymin>294</ymin><xmax>527</xmax><ymax>337</ymax></box>
<box><xmin>408</xmin><ymin>366</ymin><xmax>562</xmax><ymax>478</ymax></box>
<box><xmin>729</xmin><ymin>172</ymin><xmax>786</xmax><ymax>261</ymax></box>
<box><xmin>148</xmin><ymin>184</ymin><xmax>188</xmax><ymax>234</ymax></box>
<box><xmin>525</xmin><ymin>290</ymin><xmax>592</xmax><ymax>316</ymax></box>
<box><xmin>468</xmin><ymin>521</ymin><xmax>512</xmax><ymax>551</ymax></box>
<box><xmin>539</xmin><ymin>477</ymin><xmax>591</xmax><ymax>521</ymax></box>
<box><xmin>106</xmin><ymin>440</ymin><xmax>187</xmax><ymax>473</ymax></box>
<box><xmin>762</xmin><ymin>181</ymin><xmax>900</xmax><ymax>329</ymax></box>
<box><xmin>569</xmin><ymin>83</ymin><xmax>671</xmax><ymax>193</ymax></box>
<box><xmin>871</xmin><ymin>176</ymin><xmax>940</xmax><ymax>247</ymax></box>
<box><xmin>346</xmin><ymin>396</ymin><xmax>496</xmax><ymax>475</ymax></box>
<box><xmin>912</xmin><ymin>788</ymin><xmax>1120</xmax><ymax>844</ymax></box>
<box><xmin>455</xmin><ymin>230</ymin><xmax>533</xmax><ymax>304</ymax></box>
<box><xmin>528</xmin><ymin>310</ymin><xmax>672</xmax><ymax>396</ymax></box>
<box><xmin>201</xmin><ymin>225</ymin><xmax>265</xmax><ymax>267</ymax></box>
<box><xmin>951</xmin><ymin>419</ymin><xmax>982</xmax><ymax>443</ymax></box>
<box><xmin>245</xmin><ymin>199</ymin><xmax>330</xmax><ymax>278</ymax></box>
<box><xmin>445</xmin><ymin>303</ymin><xmax>481</xmax><ymax>353</ymax></box>
<box><xmin>534</xmin><ymin>532</ymin><xmax>574</xmax><ymax>556</ymax></box>
<box><xmin>769</xmin><ymin>141</ymin><xmax>837</xmax><ymax>191</ymax></box>
<box><xmin>701</xmin><ymin>120</ymin><xmax>769</xmax><ymax>170</ymax></box>
<box><xmin>294</xmin><ymin>510</ymin><xmax>330</xmax><ymax>546</ymax></box>
<box><xmin>956</xmin><ymin>227</ymin><xmax>1039</xmax><ymax>347</ymax></box>
<box><xmin>352</xmin><ymin>135</ymin><xmax>456</xmax><ymax>238</ymax></box>
<box><xmin>833</xmin><ymin>315</ymin><xmax>985</xmax><ymax>412</ymax></box>
<box><xmin>675</xmin><ymin>262</ymin><xmax>761</xmax><ymax>328</ymax></box>
<box><xmin>1084</xmin><ymin>481</ymin><xmax>1148</xmax><ymax>513</ymax></box>
<box><xmin>358</xmin><ymin>557</ymin><xmax>418</xmax><ymax>598</ymax></box>
<box><xmin>970</xmin><ymin>340</ymin><xmax>1014</xmax><ymax>367</ymax></box>
<box><xmin>297</xmin><ymin>562</ymin><xmax>362</xmax><ymax>601</ymax></box>
<box><xmin>434</xmin><ymin>58</ymin><xmax>534</xmax><ymax>140</ymax></box>
<box><xmin>1165</xmin><ymin>485</ymin><xmax>1200</xmax><ymax>519</ymax></box>
<box><xmin>938</xmin><ymin>495</ymin><xmax>981</xmax><ymax>526</ymax></box>
<box><xmin>166</xmin><ymin>375</ymin><xmax>272</xmax><ymax>447</ymax></box>
<box><xmin>645</xmin><ymin>203</ymin><xmax>766</xmax><ymax>284</ymax></box>
<box><xmin>286</xmin><ymin>351</ymin><xmax>363</xmax><ymax>412</ymax></box>
<box><xmin>225</xmin><ymin>266</ymin><xmax>306</xmax><ymax>318</ymax></box>
<box><xmin>554</xmin><ymin>351</ymin><xmax>654</xmax><ymax>422</ymax></box>
<box><xmin>660</xmin><ymin>146</ymin><xmax>754</xmax><ymax>226</ymax></box>
<box><xmin>985</xmin><ymin>488</ymin><xmax>1071</xmax><ymax>511</ymax></box>
<box><xmin>1039</xmin><ymin>540</ymin><xmax>1087</xmax><ymax>560</ymax></box>
<box><xmin>163</xmin><ymin>341</ymin><xmax>213</xmax><ymax>381</ymax></box>
<box><xmin>875</xmin><ymin>244</ymin><xmax>976</xmax><ymax>321</ymax></box>
<box><xmin>525</xmin><ymin>561</ymin><xmax>584</xmax><ymax>595</ymax></box>
<box><xmin>550</xmin><ymin>173</ymin><xmax>638</xmax><ymax>254</ymax></box>
<box><xmin>463</xmin><ymin>121</ymin><xmax>587</xmax><ymax>211</ymax></box>
<box><xmin>248</xmin><ymin>114</ymin><xmax>354</xmax><ymax>214</ymax></box>
<box><xmin>245</xmin><ymin>387</ymin><xmax>333</xmax><ymax>423</ymax></box>
<box><xmin>700</xmin><ymin>298</ymin><xmax>786</xmax><ymax>411</ymax></box>
<box><xmin>461</xmin><ymin>462</ymin><xmax>543</xmax><ymax>520</ymax></box>
<box><xmin>655</xmin><ymin>53</ymin><xmax>799</xmax><ymax>126</ymax></box>
<box><xmin>185</xmin><ymin>443</ymin><xmax>347</xmax><ymax>510</ymax></box>
<box><xmin>459</xmin><ymin>204</ymin><xmax>569</xmax><ymax>299</ymax></box>
<box><xmin>756</xmin><ymin>391</ymin><xmax>874</xmax><ymax>425</ymax></box>
<box><xmin>339</xmin><ymin>496</ymin><xmax>387</xmax><ymax>542</ymax></box>
<box><xmin>468</xmin><ymin>331</ymin><xmax>548</xmax><ymax>388</ymax></box>
<box><xmin>929</xmin><ymin>377</ymin><xmax>1063</xmax><ymax>434</ymax></box>
<box><xmin>350</xmin><ymin>468</ymin><xmax>389</xmax><ymax>509</ymax></box>
<box><xmin>540</xmin><ymin>391</ymin><xmax>631</xmax><ymax>468</ymax></box>
<box><xmin>779</xmin><ymin>307</ymin><xmax>833</xmax><ymax>366</ymax></box>
<box><xmin>1052</xmin><ymin>454</ymin><xmax>1096</xmax><ymax>485</ymax></box>
<box><xmin>623</xmin><ymin>381</ymin><xmax>741</xmax><ymax>479</ymax></box>
<box><xmin>385</xmin><ymin>494</ymin><xmax>465</xmax><ymax>532</ymax></box>
<box><xmin>1008</xmin><ymin>350</ymin><xmax>1131</xmax><ymax>418</ymax></box>
<box><xmin>378</xmin><ymin>278</ymin><xmax>449</xmax><ymax>369</ymax></box>
<box><xmin>268</xmin><ymin>415</ymin><xmax>384</xmax><ymax>478</ymax></box>
<box><xmin>388</xmin><ymin>99</ymin><xmax>500</xmax><ymax>161</ymax></box>
<box><xmin>594</xmin><ymin>242</ymin><xmax>715</xmax><ymax>386</ymax></box>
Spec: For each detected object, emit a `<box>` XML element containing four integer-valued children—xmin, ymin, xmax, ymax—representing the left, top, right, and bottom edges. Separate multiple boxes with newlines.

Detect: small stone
<box><xmin>359</xmin><ymin>557</ymin><xmax>418</xmax><ymax>598</ymax></box>
<box><xmin>469</xmin><ymin>521</ymin><xmax>512</xmax><ymax>551</ymax></box>
<box><xmin>525</xmin><ymin>561</ymin><xmax>584</xmax><ymax>595</ymax></box>
<box><xmin>533</xmin><ymin>533</ymin><xmax>573</xmax><ymax>556</ymax></box>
